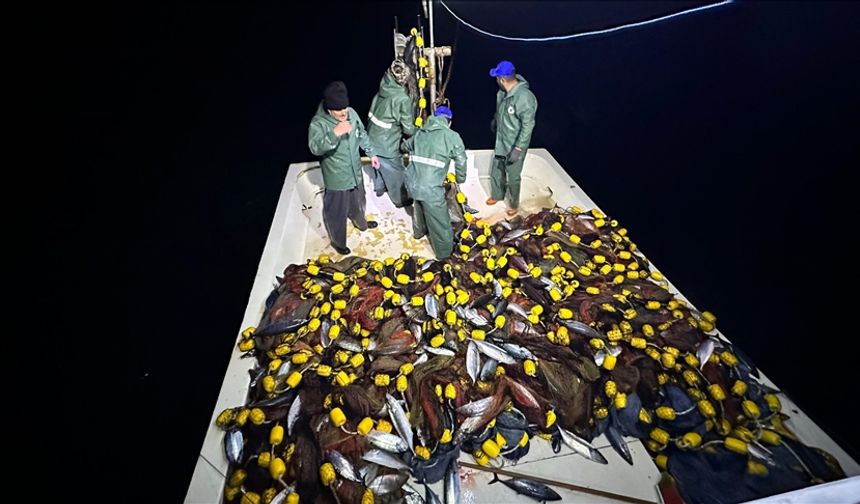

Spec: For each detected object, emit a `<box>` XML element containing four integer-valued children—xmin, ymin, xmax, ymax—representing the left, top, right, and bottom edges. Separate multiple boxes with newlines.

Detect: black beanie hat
<box><xmin>323</xmin><ymin>81</ymin><xmax>349</xmax><ymax>110</ymax></box>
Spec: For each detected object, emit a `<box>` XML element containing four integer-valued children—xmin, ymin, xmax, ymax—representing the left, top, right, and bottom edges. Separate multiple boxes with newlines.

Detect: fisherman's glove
<box><xmin>506</xmin><ymin>147</ymin><xmax>522</xmax><ymax>165</ymax></box>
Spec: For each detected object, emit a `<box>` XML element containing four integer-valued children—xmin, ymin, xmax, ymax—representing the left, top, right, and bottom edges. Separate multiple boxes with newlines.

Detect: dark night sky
<box><xmin>61</xmin><ymin>1</ymin><xmax>859</xmax><ymax>502</ymax></box>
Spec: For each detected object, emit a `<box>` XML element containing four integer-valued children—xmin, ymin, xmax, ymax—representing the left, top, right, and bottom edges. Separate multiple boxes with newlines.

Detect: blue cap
<box><xmin>434</xmin><ymin>105</ymin><xmax>453</xmax><ymax>119</ymax></box>
<box><xmin>489</xmin><ymin>60</ymin><xmax>515</xmax><ymax>78</ymax></box>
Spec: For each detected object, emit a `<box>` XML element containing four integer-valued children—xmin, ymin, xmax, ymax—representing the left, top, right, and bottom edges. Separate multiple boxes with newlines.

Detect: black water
<box><xmin>61</xmin><ymin>2</ymin><xmax>859</xmax><ymax>501</ymax></box>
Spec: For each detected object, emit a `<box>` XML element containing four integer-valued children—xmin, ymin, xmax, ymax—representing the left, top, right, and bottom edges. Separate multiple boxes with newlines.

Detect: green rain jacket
<box><xmin>494</xmin><ymin>74</ymin><xmax>538</xmax><ymax>156</ymax></box>
<box><xmin>367</xmin><ymin>72</ymin><xmax>416</xmax><ymax>158</ymax></box>
<box><xmin>404</xmin><ymin>115</ymin><xmax>467</xmax><ymax>202</ymax></box>
<box><xmin>308</xmin><ymin>103</ymin><xmax>375</xmax><ymax>191</ymax></box>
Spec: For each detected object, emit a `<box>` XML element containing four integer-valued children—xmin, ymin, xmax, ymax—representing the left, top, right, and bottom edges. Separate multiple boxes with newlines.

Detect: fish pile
<box><xmin>215</xmin><ymin>206</ymin><xmax>845</xmax><ymax>504</ymax></box>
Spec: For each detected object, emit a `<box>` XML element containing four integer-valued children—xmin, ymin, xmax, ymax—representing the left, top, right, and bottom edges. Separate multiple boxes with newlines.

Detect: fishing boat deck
<box><xmin>186</xmin><ymin>149</ymin><xmax>859</xmax><ymax>503</ymax></box>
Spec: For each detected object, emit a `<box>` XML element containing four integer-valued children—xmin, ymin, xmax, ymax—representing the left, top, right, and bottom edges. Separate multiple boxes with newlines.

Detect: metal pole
<box><xmin>429</xmin><ymin>0</ymin><xmax>435</xmax><ymax>49</ymax></box>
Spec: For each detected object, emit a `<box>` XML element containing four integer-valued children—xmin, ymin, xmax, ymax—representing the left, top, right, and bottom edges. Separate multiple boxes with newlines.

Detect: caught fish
<box><xmin>224</xmin><ymin>429</ymin><xmax>243</xmax><ymax>465</ymax></box>
<box><xmin>276</xmin><ymin>360</ymin><xmax>292</xmax><ymax>378</ymax></box>
<box><xmin>466</xmin><ymin>341</ymin><xmax>480</xmax><ymax>384</ymax></box>
<box><xmin>505</xmin><ymin>302</ymin><xmax>530</xmax><ymax>319</ymax></box>
<box><xmin>321</xmin><ymin>318</ymin><xmax>332</xmax><ymax>348</ymax></box>
<box><xmin>287</xmin><ymin>395</ymin><xmax>302</xmax><ymax>435</ymax></box>
<box><xmin>424</xmin><ymin>344</ymin><xmax>456</xmax><ymax>356</ymax></box>
<box><xmin>360</xmin><ymin>463</ymin><xmax>379</xmax><ymax>487</ymax></box>
<box><xmin>336</xmin><ymin>336</ymin><xmax>363</xmax><ymax>353</ymax></box>
<box><xmin>328</xmin><ymin>450</ymin><xmax>363</xmax><ymax>482</ymax></box>
<box><xmin>370</xmin><ymin>473</ymin><xmax>411</xmax><ymax>495</ymax></box>
<box><xmin>559</xmin><ymin>319</ymin><xmax>604</xmax><ymax>340</ymax></box>
<box><xmin>489</xmin><ymin>473</ymin><xmax>562</xmax><ymax>501</ymax></box>
<box><xmin>367</xmin><ymin>429</ymin><xmax>410</xmax><ymax>453</ymax></box>
<box><xmin>501</xmin><ymin>342</ymin><xmax>537</xmax><ymax>361</ymax></box>
<box><xmin>404</xmin><ymin>484</ymin><xmax>426</xmax><ymax>504</ymax></box>
<box><xmin>606</xmin><ymin>344</ymin><xmax>622</xmax><ymax>357</ymax></box>
<box><xmin>444</xmin><ymin>460</ymin><xmax>461</xmax><ymax>504</ymax></box>
<box><xmin>425</xmin><ymin>294</ymin><xmax>440</xmax><ymax>319</ymax></box>
<box><xmin>425</xmin><ymin>484</ymin><xmax>443</xmax><ymax>504</ymax></box>
<box><xmin>254</xmin><ymin>318</ymin><xmax>308</xmax><ymax>337</ymax></box>
<box><xmin>479</xmin><ymin>358</ymin><xmax>498</xmax><ymax>381</ymax></box>
<box><xmin>456</xmin><ymin>306</ymin><xmax>489</xmax><ymax>327</ymax></box>
<box><xmin>269</xmin><ymin>488</ymin><xmax>290</xmax><ymax>504</ymax></box>
<box><xmin>363</xmin><ymin>448</ymin><xmax>411</xmax><ymax>471</ymax></box>
<box><xmin>558</xmin><ymin>426</ymin><xmax>608</xmax><ymax>464</ymax></box>
<box><xmin>472</xmin><ymin>339</ymin><xmax>517</xmax><ymax>365</ymax></box>
<box><xmin>605</xmin><ymin>424</ymin><xmax>633</xmax><ymax>465</ymax></box>
<box><xmin>386</xmin><ymin>393</ymin><xmax>414</xmax><ymax>454</ymax></box>
<box><xmin>696</xmin><ymin>338</ymin><xmax>715</xmax><ymax>369</ymax></box>
<box><xmin>493</xmin><ymin>280</ymin><xmax>503</xmax><ymax>298</ymax></box>
<box><xmin>248</xmin><ymin>366</ymin><xmax>266</xmax><ymax>388</ymax></box>
<box><xmin>457</xmin><ymin>396</ymin><xmax>496</xmax><ymax>417</ymax></box>
<box><xmin>502</xmin><ymin>228</ymin><xmax>529</xmax><ymax>243</ymax></box>
<box><xmin>492</xmin><ymin>298</ymin><xmax>509</xmax><ymax>319</ymax></box>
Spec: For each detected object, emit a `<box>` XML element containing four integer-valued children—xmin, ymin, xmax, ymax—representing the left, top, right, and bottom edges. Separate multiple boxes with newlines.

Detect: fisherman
<box><xmin>366</xmin><ymin>60</ymin><xmax>416</xmax><ymax>207</ymax></box>
<box><xmin>402</xmin><ymin>106</ymin><xmax>467</xmax><ymax>259</ymax></box>
<box><xmin>308</xmin><ymin>81</ymin><xmax>380</xmax><ymax>255</ymax></box>
<box><xmin>486</xmin><ymin>60</ymin><xmax>538</xmax><ymax>217</ymax></box>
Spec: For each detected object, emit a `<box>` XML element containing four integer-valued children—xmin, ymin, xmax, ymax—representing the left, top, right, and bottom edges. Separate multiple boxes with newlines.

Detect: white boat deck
<box><xmin>186</xmin><ymin>149</ymin><xmax>859</xmax><ymax>503</ymax></box>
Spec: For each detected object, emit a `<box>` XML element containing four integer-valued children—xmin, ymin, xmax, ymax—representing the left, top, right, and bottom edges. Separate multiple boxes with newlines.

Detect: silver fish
<box><xmin>749</xmin><ymin>442</ymin><xmax>776</xmax><ymax>466</ymax></box>
<box><xmin>411</xmin><ymin>323</ymin><xmax>424</xmax><ymax>344</ymax></box>
<box><xmin>423</xmin><ymin>344</ymin><xmax>455</xmax><ymax>356</ymax></box>
<box><xmin>425</xmin><ymin>484</ymin><xmax>443</xmax><ymax>504</ymax></box>
<box><xmin>560</xmin><ymin>319</ymin><xmax>605</xmax><ymax>340</ymax></box>
<box><xmin>360</xmin><ymin>463</ymin><xmax>379</xmax><ymax>486</ymax></box>
<box><xmin>457</xmin><ymin>396</ymin><xmax>496</xmax><ymax>417</ymax></box>
<box><xmin>454</xmin><ymin>415</ymin><xmax>485</xmax><ymax>444</ymax></box>
<box><xmin>321</xmin><ymin>318</ymin><xmax>332</xmax><ymax>348</ymax></box>
<box><xmin>270</xmin><ymin>488</ymin><xmax>295</xmax><ymax>504</ymax></box>
<box><xmin>466</xmin><ymin>341</ymin><xmax>480</xmax><ymax>384</ymax></box>
<box><xmin>472</xmin><ymin>339</ymin><xmax>517</xmax><ymax>365</ymax></box>
<box><xmin>696</xmin><ymin>339</ymin><xmax>715</xmax><ymax>370</ymax></box>
<box><xmin>370</xmin><ymin>473</ymin><xmax>410</xmax><ymax>495</ymax></box>
<box><xmin>328</xmin><ymin>450</ymin><xmax>362</xmax><ymax>482</ymax></box>
<box><xmin>248</xmin><ymin>366</ymin><xmax>267</xmax><ymax>388</ymax></box>
<box><xmin>444</xmin><ymin>460</ymin><xmax>461</xmax><ymax>504</ymax></box>
<box><xmin>607</xmin><ymin>344</ymin><xmax>622</xmax><ymax>357</ymax></box>
<box><xmin>414</xmin><ymin>353</ymin><xmax>429</xmax><ymax>366</ymax></box>
<box><xmin>287</xmin><ymin>395</ymin><xmax>302</xmax><ymax>435</ymax></box>
<box><xmin>224</xmin><ymin>429</ymin><xmax>243</xmax><ymax>465</ymax></box>
<box><xmin>492</xmin><ymin>298</ymin><xmax>508</xmax><ymax>319</ymax></box>
<box><xmin>498</xmin><ymin>219</ymin><xmax>513</xmax><ymax>231</ymax></box>
<box><xmin>404</xmin><ymin>484</ymin><xmax>426</xmax><ymax>504</ymax></box>
<box><xmin>489</xmin><ymin>473</ymin><xmax>562</xmax><ymax>501</ymax></box>
<box><xmin>493</xmin><ymin>280</ymin><xmax>503</xmax><ymax>298</ymax></box>
<box><xmin>539</xmin><ymin>276</ymin><xmax>557</xmax><ymax>290</ymax></box>
<box><xmin>456</xmin><ymin>306</ymin><xmax>489</xmax><ymax>327</ymax></box>
<box><xmin>362</xmin><ymin>448</ymin><xmax>411</xmax><ymax>471</ymax></box>
<box><xmin>421</xmin><ymin>259</ymin><xmax>436</xmax><ymax>272</ymax></box>
<box><xmin>276</xmin><ymin>360</ymin><xmax>293</xmax><ymax>378</ymax></box>
<box><xmin>501</xmin><ymin>228</ymin><xmax>529</xmax><ymax>243</ymax></box>
<box><xmin>385</xmin><ymin>393</ymin><xmax>414</xmax><ymax>454</ymax></box>
<box><xmin>594</xmin><ymin>349</ymin><xmax>606</xmax><ymax>367</ymax></box>
<box><xmin>505</xmin><ymin>302</ymin><xmax>529</xmax><ymax>319</ymax></box>
<box><xmin>367</xmin><ymin>429</ymin><xmax>410</xmax><ymax>453</ymax></box>
<box><xmin>501</xmin><ymin>342</ymin><xmax>537</xmax><ymax>361</ymax></box>
<box><xmin>605</xmin><ymin>424</ymin><xmax>633</xmax><ymax>465</ymax></box>
<box><xmin>558</xmin><ymin>426</ymin><xmax>608</xmax><ymax>464</ymax></box>
<box><xmin>479</xmin><ymin>358</ymin><xmax>498</xmax><ymax>381</ymax></box>
<box><xmin>336</xmin><ymin>336</ymin><xmax>364</xmax><ymax>353</ymax></box>
<box><xmin>425</xmin><ymin>294</ymin><xmax>440</xmax><ymax>319</ymax></box>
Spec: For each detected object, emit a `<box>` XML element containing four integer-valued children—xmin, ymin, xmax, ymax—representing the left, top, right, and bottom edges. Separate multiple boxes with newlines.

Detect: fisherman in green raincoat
<box><xmin>486</xmin><ymin>60</ymin><xmax>538</xmax><ymax>217</ymax></box>
<box><xmin>402</xmin><ymin>106</ymin><xmax>467</xmax><ymax>260</ymax></box>
<box><xmin>308</xmin><ymin>81</ymin><xmax>380</xmax><ymax>255</ymax></box>
<box><xmin>367</xmin><ymin>60</ymin><xmax>416</xmax><ymax>207</ymax></box>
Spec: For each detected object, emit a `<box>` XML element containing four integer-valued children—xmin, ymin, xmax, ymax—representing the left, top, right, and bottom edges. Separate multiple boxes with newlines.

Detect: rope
<box><xmin>438</xmin><ymin>1</ymin><xmax>734</xmax><ymax>42</ymax></box>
